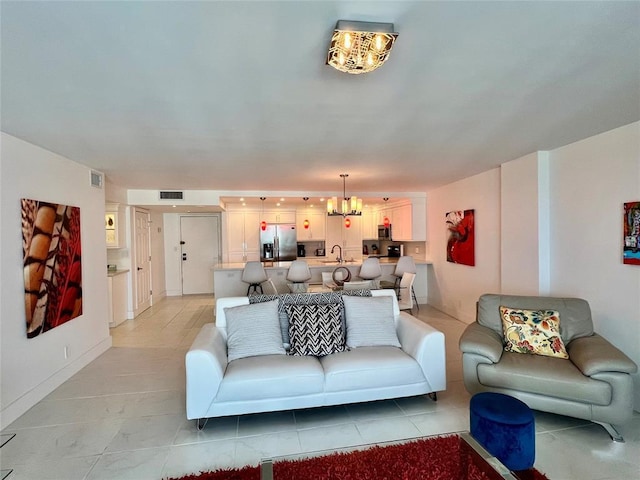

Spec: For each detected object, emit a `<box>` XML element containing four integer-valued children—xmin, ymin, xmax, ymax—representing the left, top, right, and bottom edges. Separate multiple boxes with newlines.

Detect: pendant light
<box><xmin>260</xmin><ymin>197</ymin><xmax>267</xmax><ymax>231</ymax></box>
<box><xmin>302</xmin><ymin>197</ymin><xmax>310</xmax><ymax>229</ymax></box>
<box><xmin>327</xmin><ymin>174</ymin><xmax>362</xmax><ymax>217</ymax></box>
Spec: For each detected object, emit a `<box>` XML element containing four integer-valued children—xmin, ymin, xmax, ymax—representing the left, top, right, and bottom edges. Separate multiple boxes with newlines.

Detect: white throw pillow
<box><xmin>224</xmin><ymin>300</ymin><xmax>286</xmax><ymax>361</ymax></box>
<box><xmin>343</xmin><ymin>296</ymin><xmax>400</xmax><ymax>348</ymax></box>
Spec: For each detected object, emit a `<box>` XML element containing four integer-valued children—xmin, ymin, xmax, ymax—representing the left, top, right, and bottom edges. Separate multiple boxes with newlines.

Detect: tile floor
<box><xmin>0</xmin><ymin>295</ymin><xmax>638</xmax><ymax>480</ymax></box>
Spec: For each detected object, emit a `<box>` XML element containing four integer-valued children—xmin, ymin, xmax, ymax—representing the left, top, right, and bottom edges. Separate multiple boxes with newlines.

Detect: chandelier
<box><xmin>326</xmin><ymin>20</ymin><xmax>398</xmax><ymax>75</ymax></box>
<box><xmin>327</xmin><ymin>174</ymin><xmax>362</xmax><ymax>217</ymax></box>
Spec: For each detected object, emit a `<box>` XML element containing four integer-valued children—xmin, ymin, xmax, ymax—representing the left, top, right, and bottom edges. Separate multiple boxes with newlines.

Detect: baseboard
<box><xmin>428</xmin><ymin>301</ymin><xmax>475</xmax><ymax>324</ymax></box>
<box><xmin>151</xmin><ymin>291</ymin><xmax>167</xmax><ymax>305</ymax></box>
<box><xmin>0</xmin><ymin>336</ymin><xmax>112</xmax><ymax>430</ymax></box>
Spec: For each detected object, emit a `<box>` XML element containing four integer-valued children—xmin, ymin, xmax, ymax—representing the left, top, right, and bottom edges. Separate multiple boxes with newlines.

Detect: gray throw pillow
<box><xmin>224</xmin><ymin>300</ymin><xmax>286</xmax><ymax>361</ymax></box>
<box><xmin>343</xmin><ymin>296</ymin><xmax>400</xmax><ymax>348</ymax></box>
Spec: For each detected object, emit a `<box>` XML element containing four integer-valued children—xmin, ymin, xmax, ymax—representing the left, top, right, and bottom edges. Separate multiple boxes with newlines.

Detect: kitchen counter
<box><xmin>107</xmin><ymin>269</ymin><xmax>130</xmax><ymax>277</ymax></box>
<box><xmin>213</xmin><ymin>258</ymin><xmax>431</xmax><ymax>301</ymax></box>
<box><xmin>213</xmin><ymin>257</ymin><xmax>430</xmax><ymax>271</ymax></box>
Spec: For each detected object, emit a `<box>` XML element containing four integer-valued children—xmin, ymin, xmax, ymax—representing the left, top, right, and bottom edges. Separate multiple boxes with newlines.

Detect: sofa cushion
<box><xmin>216</xmin><ymin>354</ymin><xmax>324</xmax><ymax>401</ymax></box>
<box><xmin>477</xmin><ymin>351</ymin><xmax>612</xmax><ymax>406</ymax></box>
<box><xmin>343</xmin><ymin>295</ymin><xmax>400</xmax><ymax>348</ymax></box>
<box><xmin>224</xmin><ymin>300</ymin><xmax>286</xmax><ymax>362</ymax></box>
<box><xmin>478</xmin><ymin>294</ymin><xmax>593</xmax><ymax>344</ymax></box>
<box><xmin>500</xmin><ymin>307</ymin><xmax>569</xmax><ymax>359</ymax></box>
<box><xmin>320</xmin><ymin>346</ymin><xmax>426</xmax><ymax>392</ymax></box>
<box><xmin>285</xmin><ymin>303</ymin><xmax>346</xmax><ymax>356</ymax></box>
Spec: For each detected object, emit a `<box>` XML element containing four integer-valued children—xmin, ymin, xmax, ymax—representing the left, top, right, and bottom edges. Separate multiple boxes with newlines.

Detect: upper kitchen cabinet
<box><xmin>260</xmin><ymin>210</ymin><xmax>296</xmax><ymax>224</ymax></box>
<box><xmin>227</xmin><ymin>210</ymin><xmax>261</xmax><ymax>262</ymax></box>
<box><xmin>377</xmin><ymin>199</ymin><xmax>426</xmax><ymax>242</ymax></box>
<box><xmin>105</xmin><ymin>203</ymin><xmax>126</xmax><ymax>248</ymax></box>
<box><xmin>361</xmin><ymin>208</ymin><xmax>378</xmax><ymax>240</ymax></box>
<box><xmin>390</xmin><ymin>204</ymin><xmax>412</xmax><ymax>241</ymax></box>
<box><xmin>326</xmin><ymin>215</ymin><xmax>362</xmax><ymax>260</ymax></box>
<box><xmin>296</xmin><ymin>210</ymin><xmax>326</xmax><ymax>240</ymax></box>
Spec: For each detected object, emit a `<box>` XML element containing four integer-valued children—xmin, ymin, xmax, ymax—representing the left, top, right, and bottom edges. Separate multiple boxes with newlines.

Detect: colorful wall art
<box><xmin>446</xmin><ymin>209</ymin><xmax>475</xmax><ymax>266</ymax></box>
<box><xmin>22</xmin><ymin>199</ymin><xmax>83</xmax><ymax>338</ymax></box>
<box><xmin>623</xmin><ymin>201</ymin><xmax>640</xmax><ymax>265</ymax></box>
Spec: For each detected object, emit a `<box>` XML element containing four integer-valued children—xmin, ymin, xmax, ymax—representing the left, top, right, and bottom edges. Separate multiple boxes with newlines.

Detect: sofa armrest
<box><xmin>185</xmin><ymin>323</ymin><xmax>228</xmax><ymax>420</ymax></box>
<box><xmin>396</xmin><ymin>312</ymin><xmax>446</xmax><ymax>392</ymax></box>
<box><xmin>459</xmin><ymin>322</ymin><xmax>503</xmax><ymax>363</ymax></box>
<box><xmin>568</xmin><ymin>333</ymin><xmax>638</xmax><ymax>376</ymax></box>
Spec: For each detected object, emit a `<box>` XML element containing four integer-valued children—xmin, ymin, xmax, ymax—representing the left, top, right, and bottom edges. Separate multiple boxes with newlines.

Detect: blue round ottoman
<box><xmin>470</xmin><ymin>392</ymin><xmax>535</xmax><ymax>471</ymax></box>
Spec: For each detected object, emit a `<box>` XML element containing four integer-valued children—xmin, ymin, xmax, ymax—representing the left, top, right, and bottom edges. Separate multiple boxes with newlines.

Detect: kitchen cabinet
<box><xmin>260</xmin><ymin>210</ymin><xmax>296</xmax><ymax>224</ymax></box>
<box><xmin>107</xmin><ymin>270</ymin><xmax>128</xmax><ymax>327</ymax></box>
<box><xmin>379</xmin><ymin>199</ymin><xmax>426</xmax><ymax>242</ymax></box>
<box><xmin>105</xmin><ymin>203</ymin><xmax>126</xmax><ymax>248</ymax></box>
<box><xmin>391</xmin><ymin>204</ymin><xmax>412</xmax><ymax>241</ymax></box>
<box><xmin>227</xmin><ymin>211</ymin><xmax>261</xmax><ymax>262</ymax></box>
<box><xmin>296</xmin><ymin>210</ymin><xmax>326</xmax><ymax>240</ymax></box>
<box><xmin>326</xmin><ymin>215</ymin><xmax>362</xmax><ymax>260</ymax></box>
<box><xmin>361</xmin><ymin>208</ymin><xmax>378</xmax><ymax>240</ymax></box>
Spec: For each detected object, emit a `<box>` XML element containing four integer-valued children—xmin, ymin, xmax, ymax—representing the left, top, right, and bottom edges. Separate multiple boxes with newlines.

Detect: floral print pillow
<box><xmin>499</xmin><ymin>307</ymin><xmax>569</xmax><ymax>359</ymax></box>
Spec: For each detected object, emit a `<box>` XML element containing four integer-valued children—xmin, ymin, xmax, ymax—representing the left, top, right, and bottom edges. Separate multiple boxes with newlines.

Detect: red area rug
<box><xmin>167</xmin><ymin>435</ymin><xmax>549</xmax><ymax>480</ymax></box>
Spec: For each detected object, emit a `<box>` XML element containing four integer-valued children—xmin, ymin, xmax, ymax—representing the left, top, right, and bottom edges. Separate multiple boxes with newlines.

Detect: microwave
<box><xmin>378</xmin><ymin>224</ymin><xmax>392</xmax><ymax>240</ymax></box>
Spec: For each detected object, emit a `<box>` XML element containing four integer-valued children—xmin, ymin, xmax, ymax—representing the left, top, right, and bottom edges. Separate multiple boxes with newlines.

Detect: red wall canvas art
<box><xmin>446</xmin><ymin>209</ymin><xmax>475</xmax><ymax>266</ymax></box>
<box><xmin>22</xmin><ymin>199</ymin><xmax>83</xmax><ymax>338</ymax></box>
<box><xmin>623</xmin><ymin>201</ymin><xmax>640</xmax><ymax>265</ymax></box>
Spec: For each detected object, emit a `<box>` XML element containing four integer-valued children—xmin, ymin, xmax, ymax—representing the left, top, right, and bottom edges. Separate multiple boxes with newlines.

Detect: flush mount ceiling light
<box><xmin>327</xmin><ymin>174</ymin><xmax>362</xmax><ymax>217</ymax></box>
<box><xmin>326</xmin><ymin>20</ymin><xmax>398</xmax><ymax>74</ymax></box>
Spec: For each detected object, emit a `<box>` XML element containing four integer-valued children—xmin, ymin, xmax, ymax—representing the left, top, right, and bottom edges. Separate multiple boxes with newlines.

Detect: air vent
<box><xmin>90</xmin><ymin>170</ymin><xmax>103</xmax><ymax>188</ymax></box>
<box><xmin>159</xmin><ymin>191</ymin><xmax>184</xmax><ymax>200</ymax></box>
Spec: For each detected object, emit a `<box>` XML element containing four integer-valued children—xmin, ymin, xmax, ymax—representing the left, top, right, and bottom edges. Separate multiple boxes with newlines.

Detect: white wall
<box><xmin>500</xmin><ymin>151</ymin><xmax>551</xmax><ymax>295</ymax></box>
<box><xmin>427</xmin><ymin>122</ymin><xmax>640</xmax><ymax>409</ymax></box>
<box><xmin>548</xmin><ymin>122</ymin><xmax>640</xmax><ymax>406</ymax></box>
<box><xmin>0</xmin><ymin>133</ymin><xmax>112</xmax><ymax>429</ymax></box>
<box><xmin>427</xmin><ymin>168</ymin><xmax>502</xmax><ymax>323</ymax></box>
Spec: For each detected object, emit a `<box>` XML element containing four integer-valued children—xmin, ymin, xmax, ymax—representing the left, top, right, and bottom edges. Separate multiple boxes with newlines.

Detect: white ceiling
<box><xmin>2</xmin><ymin>1</ymin><xmax>639</xmax><ymax>196</ymax></box>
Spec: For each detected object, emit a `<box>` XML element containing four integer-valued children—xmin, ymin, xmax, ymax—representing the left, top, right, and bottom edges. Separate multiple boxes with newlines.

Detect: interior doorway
<box><xmin>180</xmin><ymin>215</ymin><xmax>221</xmax><ymax>295</ymax></box>
<box><xmin>134</xmin><ymin>208</ymin><xmax>151</xmax><ymax>315</ymax></box>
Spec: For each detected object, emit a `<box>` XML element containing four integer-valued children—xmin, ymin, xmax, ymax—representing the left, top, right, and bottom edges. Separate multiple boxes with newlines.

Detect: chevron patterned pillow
<box><xmin>285</xmin><ymin>303</ymin><xmax>346</xmax><ymax>356</ymax></box>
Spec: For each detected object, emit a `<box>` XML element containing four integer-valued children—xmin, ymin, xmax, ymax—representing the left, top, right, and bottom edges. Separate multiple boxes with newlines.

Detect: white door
<box><xmin>134</xmin><ymin>209</ymin><xmax>151</xmax><ymax>315</ymax></box>
<box><xmin>181</xmin><ymin>215</ymin><xmax>220</xmax><ymax>295</ymax></box>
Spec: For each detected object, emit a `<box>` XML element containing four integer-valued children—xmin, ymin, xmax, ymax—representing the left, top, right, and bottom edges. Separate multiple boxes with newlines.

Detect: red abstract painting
<box><xmin>446</xmin><ymin>209</ymin><xmax>475</xmax><ymax>266</ymax></box>
<box><xmin>22</xmin><ymin>199</ymin><xmax>83</xmax><ymax>338</ymax></box>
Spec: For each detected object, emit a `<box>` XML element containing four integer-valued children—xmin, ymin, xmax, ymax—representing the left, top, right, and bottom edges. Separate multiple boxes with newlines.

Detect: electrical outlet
<box><xmin>414</xmin><ymin>247</ymin><xmax>420</xmax><ymax>254</ymax></box>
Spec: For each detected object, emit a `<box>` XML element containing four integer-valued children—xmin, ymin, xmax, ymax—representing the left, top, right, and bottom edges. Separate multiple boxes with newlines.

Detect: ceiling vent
<box><xmin>90</xmin><ymin>170</ymin><xmax>103</xmax><ymax>188</ymax></box>
<box><xmin>159</xmin><ymin>191</ymin><xmax>184</xmax><ymax>200</ymax></box>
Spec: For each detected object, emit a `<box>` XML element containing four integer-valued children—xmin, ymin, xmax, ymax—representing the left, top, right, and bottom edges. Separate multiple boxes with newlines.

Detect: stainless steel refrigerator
<box><xmin>260</xmin><ymin>224</ymin><xmax>297</xmax><ymax>261</ymax></box>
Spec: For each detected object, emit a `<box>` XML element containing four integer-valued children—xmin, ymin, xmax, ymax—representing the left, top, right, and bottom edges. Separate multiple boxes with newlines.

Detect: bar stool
<box><xmin>358</xmin><ymin>257</ymin><xmax>382</xmax><ymax>289</ymax></box>
<box><xmin>397</xmin><ymin>272</ymin><xmax>416</xmax><ymax>313</ymax></box>
<box><xmin>287</xmin><ymin>260</ymin><xmax>311</xmax><ymax>293</ymax></box>
<box><xmin>241</xmin><ymin>261</ymin><xmax>268</xmax><ymax>295</ymax></box>
<box><xmin>391</xmin><ymin>256</ymin><xmax>418</xmax><ymax>310</ymax></box>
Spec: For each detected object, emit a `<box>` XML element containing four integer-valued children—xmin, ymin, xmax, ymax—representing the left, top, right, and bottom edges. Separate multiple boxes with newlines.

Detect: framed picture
<box><xmin>446</xmin><ymin>209</ymin><xmax>475</xmax><ymax>266</ymax></box>
<box><xmin>623</xmin><ymin>201</ymin><xmax>640</xmax><ymax>265</ymax></box>
<box><xmin>22</xmin><ymin>198</ymin><xmax>83</xmax><ymax>338</ymax></box>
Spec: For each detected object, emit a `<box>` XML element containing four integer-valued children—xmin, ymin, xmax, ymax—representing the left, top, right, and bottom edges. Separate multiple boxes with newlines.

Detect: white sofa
<box><xmin>186</xmin><ymin>290</ymin><xmax>446</xmax><ymax>428</ymax></box>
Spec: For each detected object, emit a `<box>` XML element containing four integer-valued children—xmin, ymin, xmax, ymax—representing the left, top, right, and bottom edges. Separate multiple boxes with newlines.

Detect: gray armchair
<box><xmin>459</xmin><ymin>294</ymin><xmax>637</xmax><ymax>442</ymax></box>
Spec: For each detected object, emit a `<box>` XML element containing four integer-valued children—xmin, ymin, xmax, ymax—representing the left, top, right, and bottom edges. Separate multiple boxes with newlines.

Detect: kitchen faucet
<box><xmin>330</xmin><ymin>244</ymin><xmax>343</xmax><ymax>264</ymax></box>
